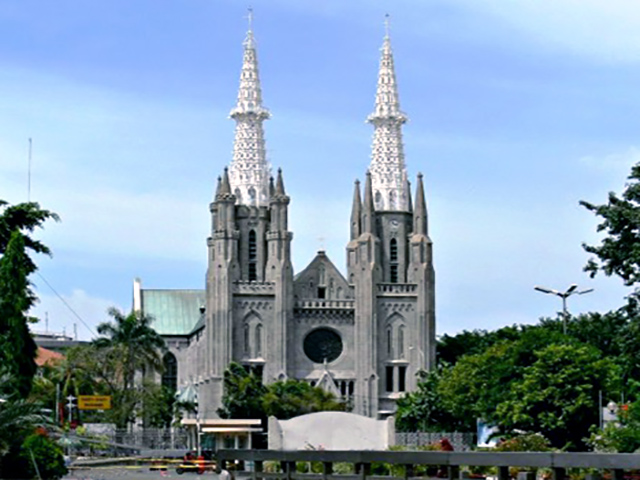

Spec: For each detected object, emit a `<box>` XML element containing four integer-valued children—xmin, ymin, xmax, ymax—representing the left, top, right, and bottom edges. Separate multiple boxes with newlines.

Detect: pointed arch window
<box><xmin>161</xmin><ymin>352</ymin><xmax>178</xmax><ymax>392</ymax></box>
<box><xmin>243</xmin><ymin>324</ymin><xmax>250</xmax><ymax>355</ymax></box>
<box><xmin>248</xmin><ymin>229</ymin><xmax>257</xmax><ymax>281</ymax></box>
<box><xmin>398</xmin><ymin>325</ymin><xmax>405</xmax><ymax>359</ymax></box>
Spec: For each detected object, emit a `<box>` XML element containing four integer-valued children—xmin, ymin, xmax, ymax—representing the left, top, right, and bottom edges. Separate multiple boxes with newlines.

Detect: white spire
<box><xmin>228</xmin><ymin>9</ymin><xmax>271</xmax><ymax>207</ymax></box>
<box><xmin>367</xmin><ymin>15</ymin><xmax>409</xmax><ymax>212</ymax></box>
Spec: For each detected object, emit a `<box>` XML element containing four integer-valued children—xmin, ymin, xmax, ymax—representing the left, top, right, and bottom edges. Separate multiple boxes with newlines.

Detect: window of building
<box><xmin>317</xmin><ymin>287</ymin><xmax>326</xmax><ymax>299</ymax></box>
<box><xmin>161</xmin><ymin>353</ymin><xmax>178</xmax><ymax>392</ymax></box>
<box><xmin>390</xmin><ymin>238</ymin><xmax>399</xmax><ymax>283</ymax></box>
<box><xmin>248</xmin><ymin>229</ymin><xmax>257</xmax><ymax>281</ymax></box>
<box><xmin>398</xmin><ymin>366</ymin><xmax>407</xmax><ymax>392</ymax></box>
<box><xmin>390</xmin><ymin>265</ymin><xmax>398</xmax><ymax>284</ymax></box>
<box><xmin>386</xmin><ymin>366</ymin><xmax>394</xmax><ymax>393</ymax></box>
<box><xmin>303</xmin><ymin>328</ymin><xmax>343</xmax><ymax>363</ymax></box>
<box><xmin>255</xmin><ymin>324</ymin><xmax>262</xmax><ymax>357</ymax></box>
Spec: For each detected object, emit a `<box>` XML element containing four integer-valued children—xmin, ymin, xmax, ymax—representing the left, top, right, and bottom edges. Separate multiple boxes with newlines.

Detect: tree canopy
<box><xmin>0</xmin><ymin>231</ymin><xmax>38</xmax><ymax>397</ymax></box>
<box><xmin>218</xmin><ymin>362</ymin><xmax>346</xmax><ymax>420</ymax></box>
<box><xmin>400</xmin><ymin>314</ymin><xmax>630</xmax><ymax>450</ymax></box>
<box><xmin>581</xmin><ymin>163</ymin><xmax>640</xmax><ymax>287</ymax></box>
<box><xmin>92</xmin><ymin>308</ymin><xmax>167</xmax><ymax>427</ymax></box>
<box><xmin>0</xmin><ymin>200</ymin><xmax>59</xmax><ymax>276</ymax></box>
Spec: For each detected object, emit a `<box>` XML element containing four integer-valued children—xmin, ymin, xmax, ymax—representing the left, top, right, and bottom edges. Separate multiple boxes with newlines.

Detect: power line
<box><xmin>35</xmin><ymin>271</ymin><xmax>97</xmax><ymax>338</ymax></box>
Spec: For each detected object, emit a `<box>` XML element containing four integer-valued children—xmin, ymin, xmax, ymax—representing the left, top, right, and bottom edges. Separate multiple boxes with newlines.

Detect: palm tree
<box><xmin>93</xmin><ymin>308</ymin><xmax>167</xmax><ymax>428</ymax></box>
<box><xmin>0</xmin><ymin>368</ymin><xmax>46</xmax><ymax>477</ymax></box>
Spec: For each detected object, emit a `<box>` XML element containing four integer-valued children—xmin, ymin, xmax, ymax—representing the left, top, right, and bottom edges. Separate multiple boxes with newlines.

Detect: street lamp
<box><xmin>534</xmin><ymin>284</ymin><xmax>594</xmax><ymax>334</ymax></box>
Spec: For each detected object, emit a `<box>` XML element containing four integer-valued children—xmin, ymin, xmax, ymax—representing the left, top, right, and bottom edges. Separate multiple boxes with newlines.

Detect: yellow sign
<box><xmin>78</xmin><ymin>395</ymin><xmax>111</xmax><ymax>410</ymax></box>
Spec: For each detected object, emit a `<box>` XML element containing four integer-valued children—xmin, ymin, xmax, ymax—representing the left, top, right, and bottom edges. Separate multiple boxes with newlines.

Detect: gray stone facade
<box><xmin>136</xmin><ymin>22</ymin><xmax>436</xmax><ymax>419</ymax></box>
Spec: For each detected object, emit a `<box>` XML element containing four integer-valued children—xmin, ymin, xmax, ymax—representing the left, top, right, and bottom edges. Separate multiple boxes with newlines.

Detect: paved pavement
<box><xmin>64</xmin><ymin>465</ymin><xmax>216</xmax><ymax>480</ymax></box>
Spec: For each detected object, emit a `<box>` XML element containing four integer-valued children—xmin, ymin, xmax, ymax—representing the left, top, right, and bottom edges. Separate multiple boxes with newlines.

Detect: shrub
<box><xmin>4</xmin><ymin>432</ymin><xmax>68</xmax><ymax>479</ymax></box>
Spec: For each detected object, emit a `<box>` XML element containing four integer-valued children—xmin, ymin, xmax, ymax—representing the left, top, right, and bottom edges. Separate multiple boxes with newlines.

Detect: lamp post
<box><xmin>534</xmin><ymin>284</ymin><xmax>594</xmax><ymax>334</ymax></box>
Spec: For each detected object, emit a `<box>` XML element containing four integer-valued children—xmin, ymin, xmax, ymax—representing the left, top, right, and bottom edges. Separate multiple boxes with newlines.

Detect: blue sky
<box><xmin>1</xmin><ymin>0</ymin><xmax>639</xmax><ymax>339</ymax></box>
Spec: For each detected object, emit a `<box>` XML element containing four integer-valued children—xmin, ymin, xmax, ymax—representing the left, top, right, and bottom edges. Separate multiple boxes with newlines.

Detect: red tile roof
<box><xmin>36</xmin><ymin>347</ymin><xmax>64</xmax><ymax>367</ymax></box>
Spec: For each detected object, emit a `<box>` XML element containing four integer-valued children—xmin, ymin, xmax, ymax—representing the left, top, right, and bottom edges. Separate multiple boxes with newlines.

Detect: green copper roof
<box><xmin>141</xmin><ymin>289</ymin><xmax>205</xmax><ymax>336</ymax></box>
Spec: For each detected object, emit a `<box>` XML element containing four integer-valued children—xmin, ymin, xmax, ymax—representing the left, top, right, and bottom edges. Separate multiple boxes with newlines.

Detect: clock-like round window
<box><xmin>303</xmin><ymin>328</ymin><xmax>343</xmax><ymax>364</ymax></box>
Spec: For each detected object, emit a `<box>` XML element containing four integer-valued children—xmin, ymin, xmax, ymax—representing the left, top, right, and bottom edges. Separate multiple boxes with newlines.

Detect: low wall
<box><xmin>268</xmin><ymin>412</ymin><xmax>395</xmax><ymax>451</ymax></box>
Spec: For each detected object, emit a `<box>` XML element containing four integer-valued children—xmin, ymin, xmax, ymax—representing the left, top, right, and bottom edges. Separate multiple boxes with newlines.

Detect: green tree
<box><xmin>141</xmin><ymin>383</ymin><xmax>178</xmax><ymax>428</ymax></box>
<box><xmin>262</xmin><ymin>379</ymin><xmax>346</xmax><ymax>420</ymax></box>
<box><xmin>218</xmin><ymin>363</ymin><xmax>267</xmax><ymax>419</ymax></box>
<box><xmin>437</xmin><ymin>325</ymin><xmax>522</xmax><ymax>366</ymax></box>
<box><xmin>437</xmin><ymin>327</ymin><xmax>579</xmax><ymax>433</ymax></box>
<box><xmin>93</xmin><ymin>308</ymin><xmax>167</xmax><ymax>428</ymax></box>
<box><xmin>438</xmin><ymin>342</ymin><xmax>513</xmax><ymax>431</ymax></box>
<box><xmin>580</xmin><ymin>162</ymin><xmax>640</xmax><ymax>287</ymax></box>
<box><xmin>395</xmin><ymin>369</ymin><xmax>465</xmax><ymax>432</ymax></box>
<box><xmin>0</xmin><ymin>200</ymin><xmax>59</xmax><ymax>277</ymax></box>
<box><xmin>588</xmin><ymin>401</ymin><xmax>640</xmax><ymax>453</ymax></box>
<box><xmin>3</xmin><ymin>432</ymin><xmax>68</xmax><ymax>480</ymax></box>
<box><xmin>0</xmin><ymin>367</ymin><xmax>48</xmax><ymax>478</ymax></box>
<box><xmin>218</xmin><ymin>363</ymin><xmax>346</xmax><ymax>420</ymax></box>
<box><xmin>0</xmin><ymin>231</ymin><xmax>38</xmax><ymax>397</ymax></box>
<box><xmin>497</xmin><ymin>343</ymin><xmax>617</xmax><ymax>451</ymax></box>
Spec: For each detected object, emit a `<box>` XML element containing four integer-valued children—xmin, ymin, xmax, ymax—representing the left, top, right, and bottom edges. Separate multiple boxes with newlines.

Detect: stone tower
<box><xmin>201</xmin><ymin>18</ymin><xmax>293</xmax><ymax>417</ymax></box>
<box><xmin>346</xmin><ymin>25</ymin><xmax>436</xmax><ymax>416</ymax></box>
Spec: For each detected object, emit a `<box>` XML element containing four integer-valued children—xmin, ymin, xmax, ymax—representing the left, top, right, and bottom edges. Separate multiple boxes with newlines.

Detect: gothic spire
<box><xmin>228</xmin><ymin>9</ymin><xmax>271</xmax><ymax>207</ymax></box>
<box><xmin>367</xmin><ymin>16</ymin><xmax>409</xmax><ymax>212</ymax></box>
<box><xmin>219</xmin><ymin>167</ymin><xmax>232</xmax><ymax>197</ymax></box>
<box><xmin>275</xmin><ymin>168</ymin><xmax>286</xmax><ymax>196</ymax></box>
<box><xmin>215</xmin><ymin>175</ymin><xmax>222</xmax><ymax>198</ymax></box>
<box><xmin>413</xmin><ymin>173</ymin><xmax>428</xmax><ymax>236</ymax></box>
<box><xmin>362</xmin><ymin>171</ymin><xmax>376</xmax><ymax>234</ymax></box>
<box><xmin>350</xmin><ymin>180</ymin><xmax>362</xmax><ymax>240</ymax></box>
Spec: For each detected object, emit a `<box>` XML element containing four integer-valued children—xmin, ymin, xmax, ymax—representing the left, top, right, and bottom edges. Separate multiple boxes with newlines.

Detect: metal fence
<box><xmin>396</xmin><ymin>432</ymin><xmax>475</xmax><ymax>451</ymax></box>
<box><xmin>216</xmin><ymin>449</ymin><xmax>640</xmax><ymax>480</ymax></box>
<box><xmin>110</xmin><ymin>428</ymin><xmax>189</xmax><ymax>450</ymax></box>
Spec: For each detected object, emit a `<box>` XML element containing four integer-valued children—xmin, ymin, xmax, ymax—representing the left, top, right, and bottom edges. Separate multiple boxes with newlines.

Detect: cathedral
<box><xmin>133</xmin><ymin>19</ymin><xmax>436</xmax><ymax>419</ymax></box>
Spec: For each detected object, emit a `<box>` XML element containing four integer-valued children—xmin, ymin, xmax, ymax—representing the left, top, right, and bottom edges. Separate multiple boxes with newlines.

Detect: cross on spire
<box><xmin>318</xmin><ymin>235</ymin><xmax>326</xmax><ymax>251</ymax></box>
<box><xmin>247</xmin><ymin>7</ymin><xmax>254</xmax><ymax>32</ymax></box>
<box><xmin>384</xmin><ymin>13</ymin><xmax>390</xmax><ymax>39</ymax></box>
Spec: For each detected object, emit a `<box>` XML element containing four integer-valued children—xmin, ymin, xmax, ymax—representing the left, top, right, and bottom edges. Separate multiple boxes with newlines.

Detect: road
<box><xmin>64</xmin><ymin>465</ymin><xmax>216</xmax><ymax>480</ymax></box>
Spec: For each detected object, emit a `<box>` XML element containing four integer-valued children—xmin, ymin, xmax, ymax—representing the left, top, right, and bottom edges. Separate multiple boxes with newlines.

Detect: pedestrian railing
<box><xmin>216</xmin><ymin>449</ymin><xmax>640</xmax><ymax>480</ymax></box>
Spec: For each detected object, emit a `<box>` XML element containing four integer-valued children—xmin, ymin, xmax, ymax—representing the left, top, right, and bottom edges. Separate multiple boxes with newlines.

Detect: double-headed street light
<box><xmin>534</xmin><ymin>284</ymin><xmax>594</xmax><ymax>334</ymax></box>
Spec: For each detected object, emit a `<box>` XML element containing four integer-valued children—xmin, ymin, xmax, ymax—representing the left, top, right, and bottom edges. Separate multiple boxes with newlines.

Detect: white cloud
<box><xmin>30</xmin><ymin>289</ymin><xmax>123</xmax><ymax>341</ymax></box>
<box><xmin>259</xmin><ymin>0</ymin><xmax>640</xmax><ymax>64</ymax></box>
<box><xmin>450</xmin><ymin>0</ymin><xmax>640</xmax><ymax>64</ymax></box>
<box><xmin>37</xmin><ymin>187</ymin><xmax>208</xmax><ymax>262</ymax></box>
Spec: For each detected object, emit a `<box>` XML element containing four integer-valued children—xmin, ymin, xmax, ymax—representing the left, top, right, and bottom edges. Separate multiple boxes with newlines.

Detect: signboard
<box><xmin>78</xmin><ymin>395</ymin><xmax>111</xmax><ymax>410</ymax></box>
